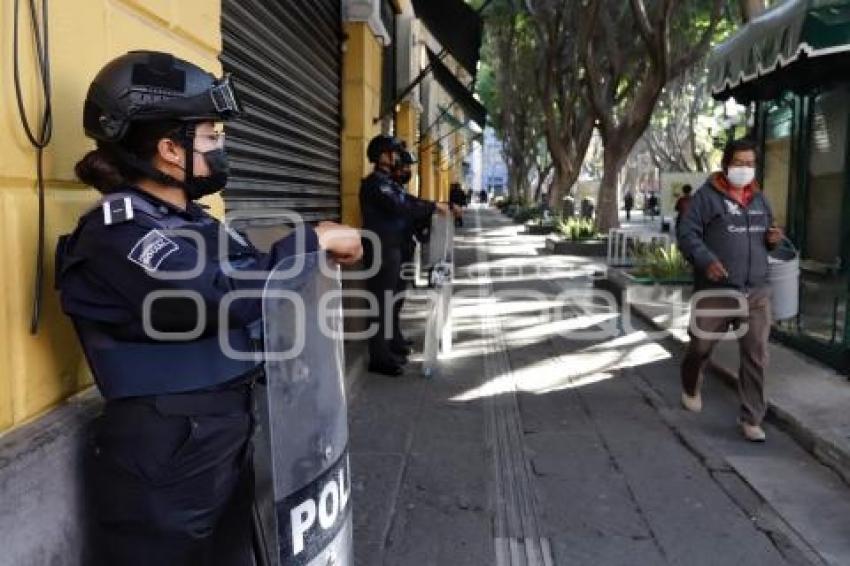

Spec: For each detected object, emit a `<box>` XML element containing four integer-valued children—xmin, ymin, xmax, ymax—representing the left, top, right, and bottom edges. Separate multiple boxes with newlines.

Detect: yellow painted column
<box><xmin>437</xmin><ymin>146</ymin><xmax>449</xmax><ymax>202</ymax></box>
<box><xmin>341</xmin><ymin>22</ymin><xmax>383</xmax><ymax>228</ymax></box>
<box><xmin>419</xmin><ymin>135</ymin><xmax>435</xmax><ymax>201</ymax></box>
<box><xmin>450</xmin><ymin>132</ymin><xmax>465</xmax><ymax>184</ymax></box>
<box><xmin>396</xmin><ymin>101</ymin><xmax>420</xmax><ymax>196</ymax></box>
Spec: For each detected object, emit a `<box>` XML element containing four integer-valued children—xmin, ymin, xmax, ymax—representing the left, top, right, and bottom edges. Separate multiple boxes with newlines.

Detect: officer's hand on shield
<box><xmin>316</xmin><ymin>221</ymin><xmax>363</xmax><ymax>265</ymax></box>
<box><xmin>435</xmin><ymin>202</ymin><xmax>451</xmax><ymax>216</ymax></box>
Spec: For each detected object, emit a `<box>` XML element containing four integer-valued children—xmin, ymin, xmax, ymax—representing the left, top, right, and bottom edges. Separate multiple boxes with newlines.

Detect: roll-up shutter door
<box><xmin>221</xmin><ymin>1</ymin><xmax>342</xmax><ymax>226</ymax></box>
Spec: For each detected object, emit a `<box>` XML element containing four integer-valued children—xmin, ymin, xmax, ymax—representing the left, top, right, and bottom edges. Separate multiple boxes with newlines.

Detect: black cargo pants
<box><xmin>87</xmin><ymin>384</ymin><xmax>256</xmax><ymax>566</ymax></box>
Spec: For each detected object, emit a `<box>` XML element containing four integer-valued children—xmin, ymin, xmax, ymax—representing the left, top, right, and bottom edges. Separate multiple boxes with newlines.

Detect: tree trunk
<box><xmin>547</xmin><ymin>162</ymin><xmax>574</xmax><ymax>210</ymax></box>
<box><xmin>596</xmin><ymin>151</ymin><xmax>625</xmax><ymax>233</ymax></box>
<box><xmin>740</xmin><ymin>0</ymin><xmax>765</xmax><ymax>21</ymax></box>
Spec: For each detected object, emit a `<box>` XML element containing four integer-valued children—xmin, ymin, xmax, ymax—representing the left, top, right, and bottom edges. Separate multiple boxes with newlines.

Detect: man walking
<box><xmin>677</xmin><ymin>138</ymin><xmax>782</xmax><ymax>442</ymax></box>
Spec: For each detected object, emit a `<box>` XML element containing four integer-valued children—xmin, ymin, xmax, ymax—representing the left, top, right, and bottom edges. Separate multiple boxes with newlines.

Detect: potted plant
<box><xmin>594</xmin><ymin>243</ymin><xmax>693</xmax><ymax>332</ymax></box>
<box><xmin>546</xmin><ymin>216</ymin><xmax>607</xmax><ymax>255</ymax></box>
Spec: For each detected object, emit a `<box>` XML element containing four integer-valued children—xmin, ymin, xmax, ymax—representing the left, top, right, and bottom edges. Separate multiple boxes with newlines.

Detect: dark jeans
<box><xmin>88</xmin><ymin>387</ymin><xmax>255</xmax><ymax>566</ymax></box>
<box><xmin>681</xmin><ymin>288</ymin><xmax>771</xmax><ymax>425</ymax></box>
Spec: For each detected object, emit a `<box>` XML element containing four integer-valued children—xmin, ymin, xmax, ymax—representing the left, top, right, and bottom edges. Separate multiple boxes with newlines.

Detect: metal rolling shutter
<box><xmin>221</xmin><ymin>0</ymin><xmax>342</xmax><ymax>226</ymax></box>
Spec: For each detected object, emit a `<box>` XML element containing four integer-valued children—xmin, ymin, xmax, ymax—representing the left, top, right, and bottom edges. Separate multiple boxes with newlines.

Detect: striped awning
<box><xmin>709</xmin><ymin>0</ymin><xmax>850</xmax><ymax>102</ymax></box>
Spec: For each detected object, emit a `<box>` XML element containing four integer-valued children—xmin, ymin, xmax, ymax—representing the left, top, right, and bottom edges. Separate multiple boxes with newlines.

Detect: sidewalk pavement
<box><xmin>348</xmin><ymin>207</ymin><xmax>850</xmax><ymax>565</ymax></box>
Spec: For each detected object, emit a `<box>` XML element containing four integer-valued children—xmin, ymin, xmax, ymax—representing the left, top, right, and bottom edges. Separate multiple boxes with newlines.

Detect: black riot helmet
<box><xmin>367</xmin><ymin>134</ymin><xmax>404</xmax><ymax>164</ymax></box>
<box><xmin>84</xmin><ymin>50</ymin><xmax>241</xmax><ymax>142</ymax></box>
<box><xmin>81</xmin><ymin>51</ymin><xmax>242</xmax><ymax>199</ymax></box>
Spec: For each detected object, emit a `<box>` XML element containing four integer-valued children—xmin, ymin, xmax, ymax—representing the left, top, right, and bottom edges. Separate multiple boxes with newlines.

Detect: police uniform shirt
<box><xmin>56</xmin><ymin>186</ymin><xmax>319</xmax><ymax>398</ymax></box>
<box><xmin>359</xmin><ymin>170</ymin><xmax>434</xmax><ymax>247</ymax></box>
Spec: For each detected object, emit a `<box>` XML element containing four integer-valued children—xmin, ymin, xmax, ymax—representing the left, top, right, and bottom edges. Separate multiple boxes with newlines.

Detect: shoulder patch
<box><xmin>127</xmin><ymin>229</ymin><xmax>179</xmax><ymax>271</ymax></box>
<box><xmin>102</xmin><ymin>196</ymin><xmax>135</xmax><ymax>226</ymax></box>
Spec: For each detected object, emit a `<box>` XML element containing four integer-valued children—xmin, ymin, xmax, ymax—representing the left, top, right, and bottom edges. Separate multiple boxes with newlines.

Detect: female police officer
<box><xmin>55</xmin><ymin>51</ymin><xmax>361</xmax><ymax>565</ymax></box>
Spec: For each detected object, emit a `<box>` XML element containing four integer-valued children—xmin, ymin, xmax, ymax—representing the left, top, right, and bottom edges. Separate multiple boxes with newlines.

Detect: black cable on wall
<box><xmin>13</xmin><ymin>0</ymin><xmax>53</xmax><ymax>334</ymax></box>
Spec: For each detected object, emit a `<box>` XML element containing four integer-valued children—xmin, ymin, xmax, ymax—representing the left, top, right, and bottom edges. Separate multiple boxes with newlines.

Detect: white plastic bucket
<box><xmin>767</xmin><ymin>238</ymin><xmax>799</xmax><ymax>320</ymax></box>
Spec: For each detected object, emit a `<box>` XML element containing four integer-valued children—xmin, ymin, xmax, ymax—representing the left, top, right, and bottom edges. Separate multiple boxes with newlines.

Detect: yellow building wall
<box><xmin>419</xmin><ymin>135</ymin><xmax>435</xmax><ymax>201</ymax></box>
<box><xmin>0</xmin><ymin>0</ymin><xmax>223</xmax><ymax>434</ymax></box>
<box><xmin>451</xmin><ymin>132</ymin><xmax>465</xmax><ymax>184</ymax></box>
<box><xmin>396</xmin><ymin>101</ymin><xmax>420</xmax><ymax>197</ymax></box>
<box><xmin>341</xmin><ymin>22</ymin><xmax>383</xmax><ymax>228</ymax></box>
<box><xmin>437</xmin><ymin>146</ymin><xmax>450</xmax><ymax>202</ymax></box>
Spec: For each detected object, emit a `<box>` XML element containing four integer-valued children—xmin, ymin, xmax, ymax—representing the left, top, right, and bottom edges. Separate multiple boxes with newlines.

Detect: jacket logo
<box><xmin>127</xmin><ymin>230</ymin><xmax>179</xmax><ymax>271</ymax></box>
<box><xmin>724</xmin><ymin>200</ymin><xmax>742</xmax><ymax>216</ymax></box>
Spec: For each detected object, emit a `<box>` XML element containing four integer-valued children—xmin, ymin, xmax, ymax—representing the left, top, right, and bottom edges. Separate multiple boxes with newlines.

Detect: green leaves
<box><xmin>633</xmin><ymin>243</ymin><xmax>693</xmax><ymax>281</ymax></box>
<box><xmin>557</xmin><ymin>216</ymin><xmax>599</xmax><ymax>241</ymax></box>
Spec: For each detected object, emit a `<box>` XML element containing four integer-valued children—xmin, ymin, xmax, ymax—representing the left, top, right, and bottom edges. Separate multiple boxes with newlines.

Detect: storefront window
<box><xmin>796</xmin><ymin>86</ymin><xmax>850</xmax><ymax>344</ymax></box>
<box><xmin>805</xmin><ymin>86</ymin><xmax>848</xmax><ymax>265</ymax></box>
<box><xmin>762</xmin><ymin>96</ymin><xmax>794</xmax><ymax>229</ymax></box>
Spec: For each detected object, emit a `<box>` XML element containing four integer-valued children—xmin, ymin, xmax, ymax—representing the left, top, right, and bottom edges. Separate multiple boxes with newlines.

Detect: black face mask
<box><xmin>184</xmin><ymin>148</ymin><xmax>229</xmax><ymax>200</ymax></box>
<box><xmin>395</xmin><ymin>171</ymin><xmax>412</xmax><ymax>185</ymax></box>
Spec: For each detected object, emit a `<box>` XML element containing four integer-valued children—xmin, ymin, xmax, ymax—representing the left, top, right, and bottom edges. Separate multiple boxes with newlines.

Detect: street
<box><xmin>350</xmin><ymin>207</ymin><xmax>850</xmax><ymax>566</ymax></box>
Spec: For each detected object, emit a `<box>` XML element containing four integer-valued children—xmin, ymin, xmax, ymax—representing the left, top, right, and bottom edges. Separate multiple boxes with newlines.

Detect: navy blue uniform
<box><xmin>360</xmin><ymin>170</ymin><xmax>434</xmax><ymax>364</ymax></box>
<box><xmin>56</xmin><ymin>186</ymin><xmax>318</xmax><ymax>565</ymax></box>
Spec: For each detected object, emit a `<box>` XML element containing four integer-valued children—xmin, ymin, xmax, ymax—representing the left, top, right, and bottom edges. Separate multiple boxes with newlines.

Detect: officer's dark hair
<box><xmin>721</xmin><ymin>138</ymin><xmax>759</xmax><ymax>172</ymax></box>
<box><xmin>75</xmin><ymin>120</ymin><xmax>184</xmax><ymax>193</ymax></box>
<box><xmin>682</xmin><ymin>184</ymin><xmax>693</xmax><ymax>195</ymax></box>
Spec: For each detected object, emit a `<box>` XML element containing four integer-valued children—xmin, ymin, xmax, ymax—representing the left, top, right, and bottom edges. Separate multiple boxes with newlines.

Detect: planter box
<box><xmin>594</xmin><ymin>267</ymin><xmax>692</xmax><ymax>338</ymax></box>
<box><xmin>546</xmin><ymin>236</ymin><xmax>607</xmax><ymax>256</ymax></box>
<box><xmin>525</xmin><ymin>224</ymin><xmax>556</xmax><ymax>235</ymax></box>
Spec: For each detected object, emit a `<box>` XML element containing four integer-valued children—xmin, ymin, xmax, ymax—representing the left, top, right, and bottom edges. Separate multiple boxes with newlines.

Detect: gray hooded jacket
<box><xmin>677</xmin><ymin>175</ymin><xmax>774</xmax><ymax>292</ymax></box>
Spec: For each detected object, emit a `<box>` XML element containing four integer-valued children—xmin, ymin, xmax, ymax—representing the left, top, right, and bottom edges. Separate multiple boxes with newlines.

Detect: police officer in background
<box><xmin>449</xmin><ymin>182</ymin><xmax>467</xmax><ymax>228</ymax></box>
<box><xmin>55</xmin><ymin>51</ymin><xmax>361</xmax><ymax>565</ymax></box>
<box><xmin>361</xmin><ymin>135</ymin><xmax>449</xmax><ymax>376</ymax></box>
<box><xmin>390</xmin><ymin>147</ymin><xmax>432</xmax><ymax>358</ymax></box>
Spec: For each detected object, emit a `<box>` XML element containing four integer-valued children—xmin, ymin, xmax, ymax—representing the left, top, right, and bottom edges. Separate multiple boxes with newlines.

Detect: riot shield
<box><xmin>253</xmin><ymin>251</ymin><xmax>352</xmax><ymax>566</ymax></box>
<box><xmin>423</xmin><ymin>213</ymin><xmax>454</xmax><ymax>378</ymax></box>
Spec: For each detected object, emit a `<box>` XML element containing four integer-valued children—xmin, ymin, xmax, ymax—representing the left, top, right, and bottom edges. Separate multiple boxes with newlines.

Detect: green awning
<box><xmin>709</xmin><ymin>0</ymin><xmax>850</xmax><ymax>102</ymax></box>
<box><xmin>427</xmin><ymin>49</ymin><xmax>487</xmax><ymax>129</ymax></box>
<box><xmin>412</xmin><ymin>0</ymin><xmax>483</xmax><ymax>79</ymax></box>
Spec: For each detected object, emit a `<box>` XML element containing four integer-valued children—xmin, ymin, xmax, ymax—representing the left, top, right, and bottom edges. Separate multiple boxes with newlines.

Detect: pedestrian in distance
<box><xmin>647</xmin><ymin>192</ymin><xmax>659</xmax><ymax>220</ymax></box>
<box><xmin>624</xmin><ymin>191</ymin><xmax>635</xmax><ymax>221</ymax></box>
<box><xmin>675</xmin><ymin>184</ymin><xmax>694</xmax><ymax>230</ymax></box>
<box><xmin>55</xmin><ymin>51</ymin><xmax>362</xmax><ymax>566</ymax></box>
<box><xmin>677</xmin><ymin>138</ymin><xmax>783</xmax><ymax>442</ymax></box>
